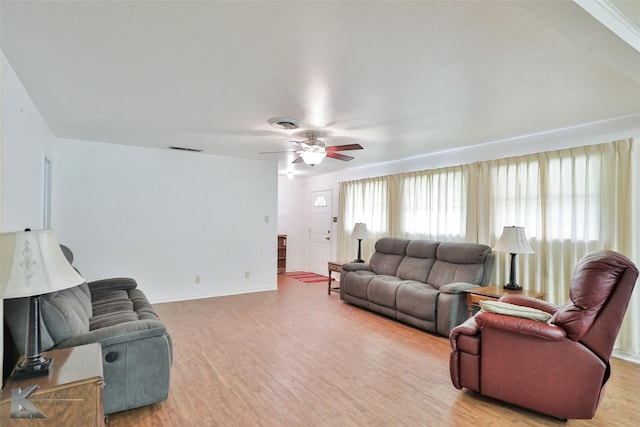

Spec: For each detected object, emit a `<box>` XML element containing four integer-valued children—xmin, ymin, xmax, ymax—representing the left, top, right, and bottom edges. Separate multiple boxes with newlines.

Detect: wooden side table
<box><xmin>466</xmin><ymin>285</ymin><xmax>546</xmax><ymax>318</ymax></box>
<box><xmin>327</xmin><ymin>262</ymin><xmax>343</xmax><ymax>295</ymax></box>
<box><xmin>0</xmin><ymin>343</ymin><xmax>105</xmax><ymax>426</ymax></box>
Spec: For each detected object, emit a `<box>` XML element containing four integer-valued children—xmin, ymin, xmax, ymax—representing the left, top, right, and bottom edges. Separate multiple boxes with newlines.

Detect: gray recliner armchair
<box><xmin>4</xmin><ymin>246</ymin><xmax>173</xmax><ymax>414</ymax></box>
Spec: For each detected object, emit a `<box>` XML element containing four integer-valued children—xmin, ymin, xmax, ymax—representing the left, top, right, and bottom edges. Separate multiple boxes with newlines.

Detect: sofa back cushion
<box><xmin>40</xmin><ymin>283</ymin><xmax>92</xmax><ymax>345</ymax></box>
<box><xmin>427</xmin><ymin>242</ymin><xmax>492</xmax><ymax>289</ymax></box>
<box><xmin>369</xmin><ymin>237</ymin><xmax>410</xmax><ymax>276</ymax></box>
<box><xmin>396</xmin><ymin>240</ymin><xmax>439</xmax><ymax>282</ymax></box>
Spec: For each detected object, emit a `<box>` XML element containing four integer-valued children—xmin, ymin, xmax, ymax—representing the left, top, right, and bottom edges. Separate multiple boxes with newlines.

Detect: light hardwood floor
<box><xmin>106</xmin><ymin>275</ymin><xmax>640</xmax><ymax>426</ymax></box>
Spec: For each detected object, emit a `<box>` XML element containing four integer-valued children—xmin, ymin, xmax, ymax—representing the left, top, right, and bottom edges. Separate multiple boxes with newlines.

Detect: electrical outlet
<box><xmin>264</xmin><ymin>215</ymin><xmax>270</xmax><ymax>223</ymax></box>
<box><xmin>195</xmin><ymin>276</ymin><xmax>201</xmax><ymax>284</ymax></box>
<box><xmin>245</xmin><ymin>272</ymin><xmax>250</xmax><ymax>279</ymax></box>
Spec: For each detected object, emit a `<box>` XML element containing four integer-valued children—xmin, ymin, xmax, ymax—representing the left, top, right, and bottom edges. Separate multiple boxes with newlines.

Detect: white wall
<box><xmin>52</xmin><ymin>139</ymin><xmax>278</xmax><ymax>303</ymax></box>
<box><xmin>1</xmin><ymin>51</ymin><xmax>56</xmax><ymax>383</ymax></box>
<box><xmin>1</xmin><ymin>52</ymin><xmax>54</xmax><ymax>232</ymax></box>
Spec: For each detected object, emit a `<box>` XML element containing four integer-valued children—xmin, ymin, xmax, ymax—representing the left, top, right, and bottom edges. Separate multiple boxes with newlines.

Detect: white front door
<box><xmin>309</xmin><ymin>190</ymin><xmax>332</xmax><ymax>275</ymax></box>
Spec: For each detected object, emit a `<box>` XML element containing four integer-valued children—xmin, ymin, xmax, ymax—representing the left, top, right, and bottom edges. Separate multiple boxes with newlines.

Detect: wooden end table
<box><xmin>466</xmin><ymin>285</ymin><xmax>546</xmax><ymax>318</ymax></box>
<box><xmin>0</xmin><ymin>343</ymin><xmax>105</xmax><ymax>426</ymax></box>
<box><xmin>327</xmin><ymin>262</ymin><xmax>343</xmax><ymax>295</ymax></box>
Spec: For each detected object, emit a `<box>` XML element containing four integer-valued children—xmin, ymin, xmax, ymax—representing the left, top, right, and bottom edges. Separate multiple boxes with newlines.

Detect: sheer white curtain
<box><xmin>482</xmin><ymin>156</ymin><xmax>543</xmax><ymax>296</ymax></box>
<box><xmin>485</xmin><ymin>140</ymin><xmax>637</xmax><ymax>353</ymax></box>
<box><xmin>486</xmin><ymin>145</ymin><xmax>611</xmax><ymax>301</ymax></box>
<box><xmin>338</xmin><ymin>138</ymin><xmax>639</xmax><ymax>356</ymax></box>
<box><xmin>397</xmin><ymin>166</ymin><xmax>468</xmax><ymax>241</ymax></box>
<box><xmin>337</xmin><ymin>177</ymin><xmax>390</xmax><ymax>263</ymax></box>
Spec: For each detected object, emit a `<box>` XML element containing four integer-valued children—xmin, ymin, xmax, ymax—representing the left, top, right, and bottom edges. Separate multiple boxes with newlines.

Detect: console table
<box><xmin>327</xmin><ymin>261</ymin><xmax>343</xmax><ymax>295</ymax></box>
<box><xmin>0</xmin><ymin>343</ymin><xmax>105</xmax><ymax>426</ymax></box>
<box><xmin>466</xmin><ymin>285</ymin><xmax>546</xmax><ymax>318</ymax></box>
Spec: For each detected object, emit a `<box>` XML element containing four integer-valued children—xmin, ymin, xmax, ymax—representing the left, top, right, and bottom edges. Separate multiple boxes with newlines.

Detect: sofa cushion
<box><xmin>91</xmin><ymin>289</ymin><xmax>131</xmax><ymax>304</ymax></box>
<box><xmin>369</xmin><ymin>238</ymin><xmax>409</xmax><ymax>276</ymax></box>
<box><xmin>89</xmin><ymin>287</ymin><xmax>161</xmax><ymax>329</ymax></box>
<box><xmin>374</xmin><ymin>237</ymin><xmax>410</xmax><ymax>254</ymax></box>
<box><xmin>368</xmin><ymin>276</ymin><xmax>404</xmax><ymax>309</ymax></box>
<box><xmin>130</xmin><ymin>288</ymin><xmax>158</xmax><ymax>315</ymax></box>
<box><xmin>406</xmin><ymin>239</ymin><xmax>439</xmax><ymax>259</ymax></box>
<box><xmin>427</xmin><ymin>242</ymin><xmax>491</xmax><ymax>288</ymax></box>
<box><xmin>341</xmin><ymin>270</ymin><xmax>377</xmax><ymax>300</ymax></box>
<box><xmin>436</xmin><ymin>242</ymin><xmax>491</xmax><ymax>264</ymax></box>
<box><xmin>40</xmin><ymin>283</ymin><xmax>92</xmax><ymax>345</ymax></box>
<box><xmin>396</xmin><ymin>240</ymin><xmax>439</xmax><ymax>282</ymax></box>
<box><xmin>90</xmin><ymin>312</ymin><xmax>140</xmax><ymax>329</ymax></box>
<box><xmin>396</xmin><ymin>282</ymin><xmax>439</xmax><ymax>321</ymax></box>
<box><xmin>92</xmin><ymin>299</ymin><xmax>135</xmax><ymax>316</ymax></box>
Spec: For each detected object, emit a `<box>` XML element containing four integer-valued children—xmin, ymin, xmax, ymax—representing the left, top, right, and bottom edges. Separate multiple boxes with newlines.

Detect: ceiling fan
<box><xmin>260</xmin><ymin>130</ymin><xmax>364</xmax><ymax>166</ymax></box>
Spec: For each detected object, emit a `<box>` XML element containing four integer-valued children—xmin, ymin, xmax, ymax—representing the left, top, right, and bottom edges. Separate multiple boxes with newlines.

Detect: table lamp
<box><xmin>1</xmin><ymin>229</ymin><xmax>85</xmax><ymax>380</ymax></box>
<box><xmin>493</xmin><ymin>226</ymin><xmax>534</xmax><ymax>290</ymax></box>
<box><xmin>351</xmin><ymin>223</ymin><xmax>369</xmax><ymax>263</ymax></box>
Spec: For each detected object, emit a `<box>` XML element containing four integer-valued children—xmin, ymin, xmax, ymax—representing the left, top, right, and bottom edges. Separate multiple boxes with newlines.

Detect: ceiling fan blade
<box><xmin>292</xmin><ymin>156</ymin><xmax>304</xmax><ymax>164</ymax></box>
<box><xmin>326</xmin><ymin>143</ymin><xmax>363</xmax><ymax>152</ymax></box>
<box><xmin>258</xmin><ymin>150</ymin><xmax>297</xmax><ymax>154</ymax></box>
<box><xmin>327</xmin><ymin>152</ymin><xmax>355</xmax><ymax>161</ymax></box>
<box><xmin>290</xmin><ymin>140</ymin><xmax>309</xmax><ymax>149</ymax></box>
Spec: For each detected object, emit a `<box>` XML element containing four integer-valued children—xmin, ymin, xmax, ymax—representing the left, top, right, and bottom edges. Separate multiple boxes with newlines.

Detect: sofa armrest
<box><xmin>475</xmin><ymin>312</ymin><xmax>567</xmax><ymax>341</ymax></box>
<box><xmin>439</xmin><ymin>282</ymin><xmax>477</xmax><ymax>294</ymax></box>
<box><xmin>498</xmin><ymin>294</ymin><xmax>559</xmax><ymax>315</ymax></box>
<box><xmin>342</xmin><ymin>262</ymin><xmax>372</xmax><ymax>272</ymax></box>
<box><xmin>56</xmin><ymin>319</ymin><xmax>167</xmax><ymax>348</ymax></box>
<box><xmin>88</xmin><ymin>277</ymin><xmax>138</xmax><ymax>294</ymax></box>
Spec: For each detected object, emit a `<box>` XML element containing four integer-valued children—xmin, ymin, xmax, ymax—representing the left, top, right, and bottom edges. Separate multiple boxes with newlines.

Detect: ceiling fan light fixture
<box><xmin>268</xmin><ymin>117</ymin><xmax>300</xmax><ymax>130</ymax></box>
<box><xmin>299</xmin><ymin>151</ymin><xmax>326</xmax><ymax>166</ymax></box>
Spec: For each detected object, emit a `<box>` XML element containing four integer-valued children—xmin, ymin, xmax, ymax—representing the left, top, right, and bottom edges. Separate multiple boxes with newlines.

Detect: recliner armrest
<box><xmin>449</xmin><ymin>316</ymin><xmax>481</xmax><ymax>390</ymax></box>
<box><xmin>342</xmin><ymin>262</ymin><xmax>372</xmax><ymax>272</ymax></box>
<box><xmin>56</xmin><ymin>319</ymin><xmax>167</xmax><ymax>348</ymax></box>
<box><xmin>498</xmin><ymin>294</ymin><xmax>559</xmax><ymax>315</ymax></box>
<box><xmin>475</xmin><ymin>312</ymin><xmax>567</xmax><ymax>341</ymax></box>
<box><xmin>88</xmin><ymin>277</ymin><xmax>138</xmax><ymax>294</ymax></box>
<box><xmin>449</xmin><ymin>316</ymin><xmax>480</xmax><ymax>343</ymax></box>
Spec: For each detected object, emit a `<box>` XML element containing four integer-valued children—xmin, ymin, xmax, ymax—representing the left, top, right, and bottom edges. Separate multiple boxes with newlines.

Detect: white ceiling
<box><xmin>2</xmin><ymin>1</ymin><xmax>639</xmax><ymax>177</ymax></box>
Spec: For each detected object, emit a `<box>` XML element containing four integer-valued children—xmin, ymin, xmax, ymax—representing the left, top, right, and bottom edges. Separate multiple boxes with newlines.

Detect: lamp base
<box><xmin>503</xmin><ymin>283</ymin><xmax>522</xmax><ymax>291</ymax></box>
<box><xmin>352</xmin><ymin>258</ymin><xmax>364</xmax><ymax>263</ymax></box>
<box><xmin>10</xmin><ymin>356</ymin><xmax>52</xmax><ymax>381</ymax></box>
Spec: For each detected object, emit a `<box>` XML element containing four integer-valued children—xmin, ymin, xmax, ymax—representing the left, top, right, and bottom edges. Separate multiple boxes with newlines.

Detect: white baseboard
<box><xmin>613</xmin><ymin>349</ymin><xmax>640</xmax><ymax>364</ymax></box>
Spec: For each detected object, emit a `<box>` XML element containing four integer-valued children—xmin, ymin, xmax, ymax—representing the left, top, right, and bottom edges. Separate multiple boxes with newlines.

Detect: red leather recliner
<box><xmin>449</xmin><ymin>250</ymin><xmax>638</xmax><ymax>420</ymax></box>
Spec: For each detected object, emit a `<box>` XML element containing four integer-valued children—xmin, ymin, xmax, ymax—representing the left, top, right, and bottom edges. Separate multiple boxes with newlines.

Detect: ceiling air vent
<box><xmin>268</xmin><ymin>117</ymin><xmax>300</xmax><ymax>130</ymax></box>
<box><xmin>169</xmin><ymin>146</ymin><xmax>203</xmax><ymax>153</ymax></box>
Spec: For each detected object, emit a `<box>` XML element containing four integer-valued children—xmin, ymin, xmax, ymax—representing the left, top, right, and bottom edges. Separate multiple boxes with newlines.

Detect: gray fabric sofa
<box><xmin>340</xmin><ymin>237</ymin><xmax>495</xmax><ymax>336</ymax></box>
<box><xmin>4</xmin><ymin>246</ymin><xmax>173</xmax><ymax>415</ymax></box>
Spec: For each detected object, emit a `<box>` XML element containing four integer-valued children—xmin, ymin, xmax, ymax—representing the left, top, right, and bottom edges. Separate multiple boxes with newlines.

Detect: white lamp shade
<box><xmin>493</xmin><ymin>226</ymin><xmax>534</xmax><ymax>254</ymax></box>
<box><xmin>1</xmin><ymin>229</ymin><xmax>85</xmax><ymax>299</ymax></box>
<box><xmin>299</xmin><ymin>151</ymin><xmax>326</xmax><ymax>165</ymax></box>
<box><xmin>351</xmin><ymin>223</ymin><xmax>369</xmax><ymax>240</ymax></box>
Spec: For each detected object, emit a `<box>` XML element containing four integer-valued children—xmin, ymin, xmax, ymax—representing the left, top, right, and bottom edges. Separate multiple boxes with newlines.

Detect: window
<box><xmin>340</xmin><ymin>177</ymin><xmax>388</xmax><ymax>235</ymax></box>
<box><xmin>313</xmin><ymin>195</ymin><xmax>327</xmax><ymax>207</ymax></box>
<box><xmin>399</xmin><ymin>167</ymin><xmax>466</xmax><ymax>240</ymax></box>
